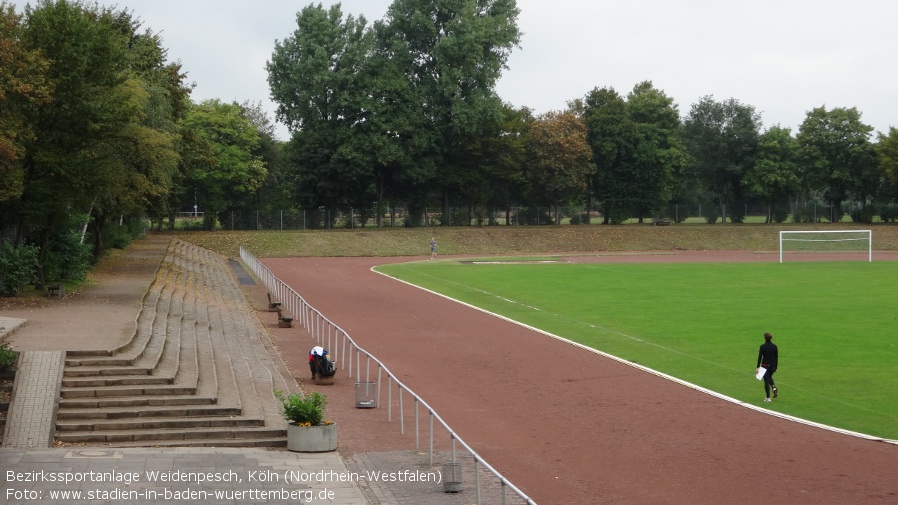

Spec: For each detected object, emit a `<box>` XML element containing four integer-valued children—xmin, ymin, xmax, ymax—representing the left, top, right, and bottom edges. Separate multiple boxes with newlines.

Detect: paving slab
<box><xmin>0</xmin><ymin>316</ymin><xmax>27</xmax><ymax>340</ymax></box>
<box><xmin>3</xmin><ymin>351</ymin><xmax>65</xmax><ymax>448</ymax></box>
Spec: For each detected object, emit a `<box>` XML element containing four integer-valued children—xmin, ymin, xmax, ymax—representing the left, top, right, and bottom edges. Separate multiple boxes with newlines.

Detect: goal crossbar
<box><xmin>779</xmin><ymin>230</ymin><xmax>872</xmax><ymax>263</ymax></box>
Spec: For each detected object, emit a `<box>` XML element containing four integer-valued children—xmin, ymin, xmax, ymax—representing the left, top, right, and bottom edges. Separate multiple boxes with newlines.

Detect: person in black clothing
<box><xmin>757</xmin><ymin>332</ymin><xmax>778</xmax><ymax>402</ymax></box>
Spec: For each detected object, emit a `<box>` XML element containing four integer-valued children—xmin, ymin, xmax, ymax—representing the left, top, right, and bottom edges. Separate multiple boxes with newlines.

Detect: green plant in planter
<box><xmin>0</xmin><ymin>341</ymin><xmax>18</xmax><ymax>371</ymax></box>
<box><xmin>274</xmin><ymin>390</ymin><xmax>329</xmax><ymax>426</ymax></box>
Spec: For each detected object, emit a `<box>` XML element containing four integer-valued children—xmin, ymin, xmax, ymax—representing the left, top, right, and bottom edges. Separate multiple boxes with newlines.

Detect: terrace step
<box><xmin>56</xmin><ymin>404</ymin><xmax>242</xmax><ymax>420</ymax></box>
<box><xmin>56</xmin><ymin>416</ymin><xmax>264</xmax><ymax>432</ymax></box>
<box><xmin>59</xmin><ymin>395</ymin><xmax>217</xmax><ymax>409</ymax></box>
<box><xmin>56</xmin><ymin>426</ymin><xmax>286</xmax><ymax>444</ymax></box>
<box><xmin>59</xmin><ymin>384</ymin><xmax>197</xmax><ymax>398</ymax></box>
<box><xmin>62</xmin><ymin>375</ymin><xmax>173</xmax><ymax>387</ymax></box>
<box><xmin>64</xmin><ymin>366</ymin><xmax>153</xmax><ymax>377</ymax></box>
<box><xmin>52</xmin><ymin>238</ymin><xmax>290</xmax><ymax>449</ymax></box>
<box><xmin>93</xmin><ymin>437</ymin><xmax>287</xmax><ymax>448</ymax></box>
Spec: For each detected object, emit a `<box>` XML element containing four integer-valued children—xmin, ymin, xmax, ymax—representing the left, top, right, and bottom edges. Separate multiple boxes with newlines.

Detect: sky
<box><xmin>46</xmin><ymin>0</ymin><xmax>898</xmax><ymax>141</ymax></box>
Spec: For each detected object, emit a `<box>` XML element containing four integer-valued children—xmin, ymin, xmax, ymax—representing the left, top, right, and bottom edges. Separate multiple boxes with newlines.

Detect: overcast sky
<box><xmin>74</xmin><ymin>0</ymin><xmax>898</xmax><ymax>140</ymax></box>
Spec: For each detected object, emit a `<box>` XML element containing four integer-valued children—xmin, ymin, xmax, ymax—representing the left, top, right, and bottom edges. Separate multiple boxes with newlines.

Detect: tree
<box><xmin>876</xmin><ymin>127</ymin><xmax>898</xmax><ymax>221</ymax></box>
<box><xmin>17</xmin><ymin>0</ymin><xmax>145</xmax><ymax>282</ymax></box>
<box><xmin>797</xmin><ymin>106</ymin><xmax>876</xmax><ymax>222</ymax></box>
<box><xmin>626</xmin><ymin>81</ymin><xmax>689</xmax><ymax>222</ymax></box>
<box><xmin>378</xmin><ymin>0</ymin><xmax>522</xmax><ymax>222</ymax></box>
<box><xmin>877</xmin><ymin>127</ymin><xmax>898</xmax><ymax>185</ymax></box>
<box><xmin>525</xmin><ymin>110</ymin><xmax>594</xmax><ymax>224</ymax></box>
<box><xmin>0</xmin><ymin>2</ymin><xmax>51</xmax><ymax>207</ymax></box>
<box><xmin>682</xmin><ymin>96</ymin><xmax>761</xmax><ymax>223</ymax></box>
<box><xmin>449</xmin><ymin>102</ymin><xmax>531</xmax><ymax>225</ymax></box>
<box><xmin>584</xmin><ymin>82</ymin><xmax>688</xmax><ymax>224</ymax></box>
<box><xmin>583</xmin><ymin>86</ymin><xmax>636</xmax><ymax>224</ymax></box>
<box><xmin>267</xmin><ymin>3</ymin><xmax>374</xmax><ymax>222</ymax></box>
<box><xmin>743</xmin><ymin>126</ymin><xmax>800</xmax><ymax>222</ymax></box>
<box><xmin>182</xmin><ymin>99</ymin><xmax>266</xmax><ymax>230</ymax></box>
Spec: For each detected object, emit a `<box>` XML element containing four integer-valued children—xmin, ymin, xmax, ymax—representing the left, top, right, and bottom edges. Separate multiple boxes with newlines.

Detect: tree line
<box><xmin>3</xmin><ymin>0</ymin><xmax>898</xmax><ymax>293</ymax></box>
<box><xmin>266</xmin><ymin>1</ymin><xmax>898</xmax><ymax>228</ymax></box>
<box><xmin>0</xmin><ymin>0</ymin><xmax>273</xmax><ymax>292</ymax></box>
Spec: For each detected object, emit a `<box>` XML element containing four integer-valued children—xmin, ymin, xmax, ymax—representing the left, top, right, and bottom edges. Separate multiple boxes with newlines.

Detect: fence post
<box><xmin>414</xmin><ymin>399</ymin><xmax>419</xmax><ymax>449</ymax></box>
<box><xmin>399</xmin><ymin>386</ymin><xmax>404</xmax><ymax>435</ymax></box>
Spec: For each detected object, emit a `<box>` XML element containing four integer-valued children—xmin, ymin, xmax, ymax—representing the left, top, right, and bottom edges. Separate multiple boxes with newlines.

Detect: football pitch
<box><xmin>375</xmin><ymin>258</ymin><xmax>898</xmax><ymax>441</ymax></box>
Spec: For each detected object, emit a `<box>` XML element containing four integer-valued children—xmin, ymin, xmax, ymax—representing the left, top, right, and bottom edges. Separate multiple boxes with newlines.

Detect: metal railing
<box><xmin>239</xmin><ymin>246</ymin><xmax>536</xmax><ymax>505</ymax></box>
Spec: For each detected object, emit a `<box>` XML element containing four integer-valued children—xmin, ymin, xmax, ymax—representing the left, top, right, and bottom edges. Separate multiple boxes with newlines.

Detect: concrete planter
<box><xmin>286</xmin><ymin>422</ymin><xmax>337</xmax><ymax>452</ymax></box>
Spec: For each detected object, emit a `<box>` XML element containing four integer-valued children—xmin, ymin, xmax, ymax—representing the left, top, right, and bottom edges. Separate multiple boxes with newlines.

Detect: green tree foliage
<box><xmin>682</xmin><ymin>96</ymin><xmax>761</xmax><ymax>223</ymax></box>
<box><xmin>267</xmin><ymin>3</ymin><xmax>374</xmax><ymax>220</ymax></box>
<box><xmin>583</xmin><ymin>87</ymin><xmax>636</xmax><ymax>224</ymax></box>
<box><xmin>0</xmin><ymin>241</ymin><xmax>37</xmax><ymax>296</ymax></box>
<box><xmin>0</xmin><ymin>2</ymin><xmax>51</xmax><ymax>206</ymax></box>
<box><xmin>584</xmin><ymin>82</ymin><xmax>687</xmax><ymax>224</ymax></box>
<box><xmin>2</xmin><ymin>0</ymin><xmax>192</xmax><ymax>281</ymax></box>
<box><xmin>17</xmin><ymin>0</ymin><xmax>142</xmax><ymax>281</ymax></box>
<box><xmin>797</xmin><ymin>106</ymin><xmax>876</xmax><ymax>222</ymax></box>
<box><xmin>182</xmin><ymin>99</ymin><xmax>266</xmax><ymax>230</ymax></box>
<box><xmin>625</xmin><ymin>82</ymin><xmax>689</xmax><ymax>222</ymax></box>
<box><xmin>378</xmin><ymin>0</ymin><xmax>522</xmax><ymax>221</ymax></box>
<box><xmin>878</xmin><ymin>127</ymin><xmax>898</xmax><ymax>185</ymax></box>
<box><xmin>743</xmin><ymin>126</ymin><xmax>800</xmax><ymax>222</ymax></box>
<box><xmin>525</xmin><ymin>110</ymin><xmax>594</xmax><ymax>223</ymax></box>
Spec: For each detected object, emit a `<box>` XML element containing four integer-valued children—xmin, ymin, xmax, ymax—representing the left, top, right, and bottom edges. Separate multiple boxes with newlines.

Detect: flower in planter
<box><xmin>274</xmin><ymin>389</ymin><xmax>329</xmax><ymax>426</ymax></box>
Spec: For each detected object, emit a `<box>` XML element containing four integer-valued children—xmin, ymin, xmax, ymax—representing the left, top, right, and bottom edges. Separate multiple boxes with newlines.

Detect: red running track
<box><xmin>263</xmin><ymin>251</ymin><xmax>898</xmax><ymax>505</ymax></box>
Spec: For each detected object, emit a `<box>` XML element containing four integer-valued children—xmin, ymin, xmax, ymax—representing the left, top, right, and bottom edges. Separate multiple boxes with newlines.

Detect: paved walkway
<box><xmin>3</xmin><ymin>351</ymin><xmax>64</xmax><ymax>448</ymax></box>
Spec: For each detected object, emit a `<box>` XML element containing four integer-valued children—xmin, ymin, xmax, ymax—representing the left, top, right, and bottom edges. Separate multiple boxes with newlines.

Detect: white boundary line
<box><xmin>372</xmin><ymin>265</ymin><xmax>898</xmax><ymax>447</ymax></box>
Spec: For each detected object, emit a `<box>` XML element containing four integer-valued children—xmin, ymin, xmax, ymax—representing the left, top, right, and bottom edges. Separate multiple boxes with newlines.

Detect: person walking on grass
<box><xmin>430</xmin><ymin>237</ymin><xmax>437</xmax><ymax>260</ymax></box>
<box><xmin>757</xmin><ymin>332</ymin><xmax>778</xmax><ymax>402</ymax></box>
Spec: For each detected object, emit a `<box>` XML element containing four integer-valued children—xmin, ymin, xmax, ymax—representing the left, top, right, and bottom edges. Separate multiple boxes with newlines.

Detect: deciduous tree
<box><xmin>682</xmin><ymin>96</ymin><xmax>761</xmax><ymax>223</ymax></box>
<box><xmin>743</xmin><ymin>126</ymin><xmax>800</xmax><ymax>222</ymax></box>
<box><xmin>525</xmin><ymin>110</ymin><xmax>594</xmax><ymax>223</ymax></box>
<box><xmin>797</xmin><ymin>106</ymin><xmax>876</xmax><ymax>221</ymax></box>
<box><xmin>379</xmin><ymin>0</ymin><xmax>521</xmax><ymax>222</ymax></box>
<box><xmin>182</xmin><ymin>99</ymin><xmax>266</xmax><ymax>230</ymax></box>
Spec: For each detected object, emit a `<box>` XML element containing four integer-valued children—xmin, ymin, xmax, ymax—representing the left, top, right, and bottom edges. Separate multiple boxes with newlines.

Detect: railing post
<box><xmin>475</xmin><ymin>459</ymin><xmax>481</xmax><ymax>505</ymax></box>
<box><xmin>429</xmin><ymin>412</ymin><xmax>434</xmax><ymax>465</ymax></box>
<box><xmin>399</xmin><ymin>386</ymin><xmax>404</xmax><ymax>435</ymax></box>
<box><xmin>376</xmin><ymin>366</ymin><xmax>382</xmax><ymax>407</ymax></box>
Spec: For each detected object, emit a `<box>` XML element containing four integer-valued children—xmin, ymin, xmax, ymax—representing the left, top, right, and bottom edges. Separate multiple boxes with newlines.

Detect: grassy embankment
<box><xmin>178</xmin><ymin>222</ymin><xmax>898</xmax><ymax>258</ymax></box>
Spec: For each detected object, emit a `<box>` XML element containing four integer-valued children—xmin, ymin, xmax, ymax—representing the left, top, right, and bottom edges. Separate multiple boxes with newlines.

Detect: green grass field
<box><xmin>375</xmin><ymin>259</ymin><xmax>898</xmax><ymax>440</ymax></box>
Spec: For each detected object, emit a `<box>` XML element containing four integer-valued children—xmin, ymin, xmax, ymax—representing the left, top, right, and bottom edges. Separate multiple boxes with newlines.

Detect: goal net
<box><xmin>779</xmin><ymin>230</ymin><xmax>872</xmax><ymax>263</ymax></box>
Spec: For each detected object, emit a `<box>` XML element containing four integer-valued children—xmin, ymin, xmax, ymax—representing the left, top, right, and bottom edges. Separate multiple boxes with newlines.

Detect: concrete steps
<box><xmin>54</xmin><ymin>238</ymin><xmax>291</xmax><ymax>447</ymax></box>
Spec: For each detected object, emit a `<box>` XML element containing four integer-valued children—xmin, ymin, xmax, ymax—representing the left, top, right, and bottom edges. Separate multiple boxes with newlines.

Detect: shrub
<box><xmin>274</xmin><ymin>390</ymin><xmax>328</xmax><ymax>426</ymax></box>
<box><xmin>850</xmin><ymin>205</ymin><xmax>877</xmax><ymax>224</ymax></box>
<box><xmin>772</xmin><ymin>206</ymin><xmax>790</xmax><ymax>224</ymax></box>
<box><xmin>879</xmin><ymin>203</ymin><xmax>898</xmax><ymax>223</ymax></box>
<box><xmin>704</xmin><ymin>207</ymin><xmax>720</xmax><ymax>224</ymax></box>
<box><xmin>515</xmin><ymin>207</ymin><xmax>553</xmax><ymax>225</ymax></box>
<box><xmin>44</xmin><ymin>227</ymin><xmax>91</xmax><ymax>281</ymax></box>
<box><xmin>0</xmin><ymin>341</ymin><xmax>17</xmax><ymax>371</ymax></box>
<box><xmin>0</xmin><ymin>243</ymin><xmax>38</xmax><ymax>296</ymax></box>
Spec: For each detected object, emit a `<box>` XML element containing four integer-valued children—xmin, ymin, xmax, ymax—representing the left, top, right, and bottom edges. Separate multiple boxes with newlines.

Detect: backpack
<box><xmin>312</xmin><ymin>353</ymin><xmax>336</xmax><ymax>377</ymax></box>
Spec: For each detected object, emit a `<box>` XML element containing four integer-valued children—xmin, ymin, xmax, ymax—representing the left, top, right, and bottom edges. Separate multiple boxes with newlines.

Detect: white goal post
<box><xmin>779</xmin><ymin>230</ymin><xmax>872</xmax><ymax>263</ymax></box>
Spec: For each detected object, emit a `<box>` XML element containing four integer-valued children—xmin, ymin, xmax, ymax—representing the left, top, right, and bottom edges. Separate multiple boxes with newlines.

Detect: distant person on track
<box><xmin>756</xmin><ymin>332</ymin><xmax>778</xmax><ymax>402</ymax></box>
<box><xmin>430</xmin><ymin>237</ymin><xmax>437</xmax><ymax>260</ymax></box>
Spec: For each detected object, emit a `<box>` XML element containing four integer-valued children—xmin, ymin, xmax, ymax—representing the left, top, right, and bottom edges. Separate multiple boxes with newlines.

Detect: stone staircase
<box><xmin>55</xmin><ymin>239</ymin><xmax>295</xmax><ymax>447</ymax></box>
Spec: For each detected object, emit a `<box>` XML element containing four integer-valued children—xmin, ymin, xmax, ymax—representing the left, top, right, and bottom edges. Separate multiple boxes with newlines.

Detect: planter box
<box><xmin>286</xmin><ymin>422</ymin><xmax>337</xmax><ymax>452</ymax></box>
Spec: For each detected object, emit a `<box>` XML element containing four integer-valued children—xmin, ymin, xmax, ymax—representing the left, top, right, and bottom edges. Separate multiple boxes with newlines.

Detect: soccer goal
<box><xmin>779</xmin><ymin>230</ymin><xmax>872</xmax><ymax>263</ymax></box>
